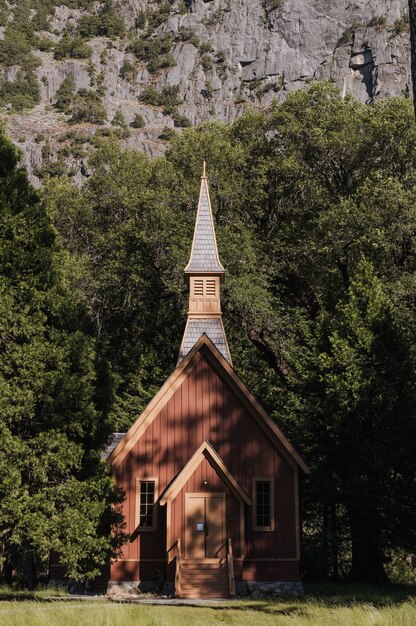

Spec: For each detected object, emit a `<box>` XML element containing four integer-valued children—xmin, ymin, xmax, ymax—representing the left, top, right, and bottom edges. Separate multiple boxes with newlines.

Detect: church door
<box><xmin>185</xmin><ymin>493</ymin><xmax>226</xmax><ymax>558</ymax></box>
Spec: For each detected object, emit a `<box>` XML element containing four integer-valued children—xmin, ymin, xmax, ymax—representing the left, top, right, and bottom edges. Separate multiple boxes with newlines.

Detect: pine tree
<box><xmin>0</xmin><ymin>132</ymin><xmax>125</xmax><ymax>587</ymax></box>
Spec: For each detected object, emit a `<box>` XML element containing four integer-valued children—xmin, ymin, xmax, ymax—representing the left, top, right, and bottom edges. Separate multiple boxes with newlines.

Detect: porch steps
<box><xmin>178</xmin><ymin>558</ymin><xmax>230</xmax><ymax>599</ymax></box>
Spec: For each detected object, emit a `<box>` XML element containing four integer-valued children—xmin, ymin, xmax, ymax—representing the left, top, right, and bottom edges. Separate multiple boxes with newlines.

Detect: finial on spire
<box><xmin>202</xmin><ymin>160</ymin><xmax>207</xmax><ymax>178</ymax></box>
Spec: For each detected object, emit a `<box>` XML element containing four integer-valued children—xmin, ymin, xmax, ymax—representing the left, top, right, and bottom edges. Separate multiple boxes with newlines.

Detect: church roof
<box><xmin>107</xmin><ymin>334</ymin><xmax>310</xmax><ymax>474</ymax></box>
<box><xmin>184</xmin><ymin>164</ymin><xmax>225</xmax><ymax>275</ymax></box>
<box><xmin>178</xmin><ymin>321</ymin><xmax>231</xmax><ymax>364</ymax></box>
<box><xmin>103</xmin><ymin>432</ymin><xmax>126</xmax><ymax>459</ymax></box>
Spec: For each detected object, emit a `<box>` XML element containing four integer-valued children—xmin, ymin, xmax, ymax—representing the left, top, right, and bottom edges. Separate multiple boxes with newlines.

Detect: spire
<box><xmin>184</xmin><ymin>162</ymin><xmax>225</xmax><ymax>276</ymax></box>
<box><xmin>178</xmin><ymin>163</ymin><xmax>231</xmax><ymax>365</ymax></box>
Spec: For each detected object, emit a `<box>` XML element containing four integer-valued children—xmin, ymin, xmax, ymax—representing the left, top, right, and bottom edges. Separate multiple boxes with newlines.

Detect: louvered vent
<box><xmin>206</xmin><ymin>279</ymin><xmax>216</xmax><ymax>296</ymax></box>
<box><xmin>194</xmin><ymin>279</ymin><xmax>204</xmax><ymax>296</ymax></box>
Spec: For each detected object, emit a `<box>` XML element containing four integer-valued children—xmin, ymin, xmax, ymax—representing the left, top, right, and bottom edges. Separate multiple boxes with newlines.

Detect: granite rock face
<box><xmin>3</xmin><ymin>0</ymin><xmax>411</xmax><ymax>183</ymax></box>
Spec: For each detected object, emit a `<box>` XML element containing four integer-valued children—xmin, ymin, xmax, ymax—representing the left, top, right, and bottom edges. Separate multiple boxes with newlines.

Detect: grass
<box><xmin>0</xmin><ymin>584</ymin><xmax>415</xmax><ymax>625</ymax></box>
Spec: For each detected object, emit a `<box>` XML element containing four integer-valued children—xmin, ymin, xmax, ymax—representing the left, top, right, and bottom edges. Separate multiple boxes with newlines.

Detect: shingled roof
<box><xmin>184</xmin><ymin>165</ymin><xmax>225</xmax><ymax>275</ymax></box>
<box><xmin>178</xmin><ymin>322</ymin><xmax>231</xmax><ymax>364</ymax></box>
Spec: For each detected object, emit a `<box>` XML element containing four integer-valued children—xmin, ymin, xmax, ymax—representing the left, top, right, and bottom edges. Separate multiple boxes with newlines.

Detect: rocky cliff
<box><xmin>1</xmin><ymin>0</ymin><xmax>411</xmax><ymax>184</ymax></box>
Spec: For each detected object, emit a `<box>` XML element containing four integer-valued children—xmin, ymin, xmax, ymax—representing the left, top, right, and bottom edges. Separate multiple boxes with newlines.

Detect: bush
<box><xmin>147</xmin><ymin>53</ymin><xmax>176</xmax><ymax>74</ymax></box>
<box><xmin>0</xmin><ymin>67</ymin><xmax>40</xmax><ymax>111</ymax></box>
<box><xmin>139</xmin><ymin>85</ymin><xmax>182</xmax><ymax>114</ymax></box>
<box><xmin>119</xmin><ymin>60</ymin><xmax>134</xmax><ymax>80</ymax></box>
<box><xmin>112</xmin><ymin>108</ymin><xmax>127</xmax><ymax>128</ymax></box>
<box><xmin>70</xmin><ymin>89</ymin><xmax>107</xmax><ymax>124</ymax></box>
<box><xmin>158</xmin><ymin>126</ymin><xmax>176</xmax><ymax>141</ymax></box>
<box><xmin>172</xmin><ymin>111</ymin><xmax>191</xmax><ymax>127</ymax></box>
<box><xmin>200</xmin><ymin>53</ymin><xmax>213</xmax><ymax>72</ymax></box>
<box><xmin>130</xmin><ymin>113</ymin><xmax>145</xmax><ymax>129</ymax></box>
<box><xmin>0</xmin><ymin>28</ymin><xmax>32</xmax><ymax>66</ymax></box>
<box><xmin>177</xmin><ymin>27</ymin><xmax>200</xmax><ymax>47</ymax></box>
<box><xmin>393</xmin><ymin>14</ymin><xmax>409</xmax><ymax>36</ymax></box>
<box><xmin>78</xmin><ymin>1</ymin><xmax>125</xmax><ymax>39</ymax></box>
<box><xmin>55</xmin><ymin>75</ymin><xmax>76</xmax><ymax>113</ymax></box>
<box><xmin>367</xmin><ymin>15</ymin><xmax>387</xmax><ymax>28</ymax></box>
<box><xmin>54</xmin><ymin>35</ymin><xmax>92</xmax><ymax>60</ymax></box>
<box><xmin>127</xmin><ymin>34</ymin><xmax>176</xmax><ymax>73</ymax></box>
<box><xmin>147</xmin><ymin>2</ymin><xmax>172</xmax><ymax>29</ymax></box>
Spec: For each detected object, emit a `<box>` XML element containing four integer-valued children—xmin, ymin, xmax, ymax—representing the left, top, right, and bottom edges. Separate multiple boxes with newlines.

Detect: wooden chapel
<box><xmin>104</xmin><ymin>164</ymin><xmax>309</xmax><ymax>598</ymax></box>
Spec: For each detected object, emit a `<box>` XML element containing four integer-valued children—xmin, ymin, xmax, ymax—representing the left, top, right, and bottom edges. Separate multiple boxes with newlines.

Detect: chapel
<box><xmin>105</xmin><ymin>164</ymin><xmax>308</xmax><ymax>598</ymax></box>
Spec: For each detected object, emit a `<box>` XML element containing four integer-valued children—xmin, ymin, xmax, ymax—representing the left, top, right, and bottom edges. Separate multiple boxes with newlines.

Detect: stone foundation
<box><xmin>107</xmin><ymin>579</ymin><xmax>303</xmax><ymax>599</ymax></box>
<box><xmin>246</xmin><ymin>580</ymin><xmax>304</xmax><ymax>598</ymax></box>
<box><xmin>106</xmin><ymin>580</ymin><xmax>174</xmax><ymax>598</ymax></box>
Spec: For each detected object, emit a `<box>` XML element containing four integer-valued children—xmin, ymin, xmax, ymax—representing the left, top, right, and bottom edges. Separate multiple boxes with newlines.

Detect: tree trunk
<box><xmin>347</xmin><ymin>509</ymin><xmax>389</xmax><ymax>584</ymax></box>
<box><xmin>2</xmin><ymin>560</ymin><xmax>13</xmax><ymax>586</ymax></box>
<box><xmin>330</xmin><ymin>505</ymin><xmax>339</xmax><ymax>581</ymax></box>
<box><xmin>409</xmin><ymin>0</ymin><xmax>416</xmax><ymax>112</ymax></box>
<box><xmin>25</xmin><ymin>554</ymin><xmax>37</xmax><ymax>590</ymax></box>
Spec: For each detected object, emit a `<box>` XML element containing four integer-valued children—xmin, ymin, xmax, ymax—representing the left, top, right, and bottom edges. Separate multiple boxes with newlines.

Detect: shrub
<box><xmin>119</xmin><ymin>59</ymin><xmax>134</xmax><ymax>80</ymax></box>
<box><xmin>393</xmin><ymin>14</ymin><xmax>409</xmax><ymax>36</ymax></box>
<box><xmin>198</xmin><ymin>41</ymin><xmax>213</xmax><ymax>54</ymax></box>
<box><xmin>172</xmin><ymin>111</ymin><xmax>191</xmax><ymax>127</ymax></box>
<box><xmin>135</xmin><ymin>12</ymin><xmax>146</xmax><ymax>30</ymax></box>
<box><xmin>127</xmin><ymin>34</ymin><xmax>176</xmax><ymax>73</ymax></box>
<box><xmin>0</xmin><ymin>27</ymin><xmax>32</xmax><ymax>66</ymax></box>
<box><xmin>55</xmin><ymin>75</ymin><xmax>76</xmax><ymax>113</ymax></box>
<box><xmin>367</xmin><ymin>15</ymin><xmax>387</xmax><ymax>29</ymax></box>
<box><xmin>200</xmin><ymin>53</ymin><xmax>213</xmax><ymax>72</ymax></box>
<box><xmin>147</xmin><ymin>53</ymin><xmax>176</xmax><ymax>73</ymax></box>
<box><xmin>130</xmin><ymin>113</ymin><xmax>145</xmax><ymax>128</ymax></box>
<box><xmin>112</xmin><ymin>108</ymin><xmax>127</xmax><ymax>128</ymax></box>
<box><xmin>147</xmin><ymin>2</ymin><xmax>172</xmax><ymax>29</ymax></box>
<box><xmin>158</xmin><ymin>126</ymin><xmax>176</xmax><ymax>141</ymax></box>
<box><xmin>54</xmin><ymin>35</ymin><xmax>92</xmax><ymax>60</ymax></box>
<box><xmin>78</xmin><ymin>1</ymin><xmax>125</xmax><ymax>39</ymax></box>
<box><xmin>70</xmin><ymin>89</ymin><xmax>107</xmax><ymax>124</ymax></box>
<box><xmin>177</xmin><ymin>27</ymin><xmax>200</xmax><ymax>47</ymax></box>
<box><xmin>139</xmin><ymin>85</ymin><xmax>181</xmax><ymax>114</ymax></box>
<box><xmin>0</xmin><ymin>67</ymin><xmax>40</xmax><ymax>111</ymax></box>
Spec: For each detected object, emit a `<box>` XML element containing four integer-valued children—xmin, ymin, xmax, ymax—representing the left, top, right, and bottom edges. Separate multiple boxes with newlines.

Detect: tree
<box><xmin>409</xmin><ymin>0</ymin><xmax>416</xmax><ymax>111</ymax></box>
<box><xmin>42</xmin><ymin>83</ymin><xmax>416</xmax><ymax>583</ymax></box>
<box><xmin>292</xmin><ymin>260</ymin><xmax>416</xmax><ymax>582</ymax></box>
<box><xmin>0</xmin><ymin>132</ymin><xmax>125</xmax><ymax>588</ymax></box>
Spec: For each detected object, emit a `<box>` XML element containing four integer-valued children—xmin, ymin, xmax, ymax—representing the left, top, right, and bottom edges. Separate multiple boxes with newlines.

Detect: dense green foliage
<box><xmin>0</xmin><ymin>131</ymin><xmax>125</xmax><ymax>587</ymax></box>
<box><xmin>42</xmin><ymin>84</ymin><xmax>416</xmax><ymax>584</ymax></box>
<box><xmin>69</xmin><ymin>89</ymin><xmax>107</xmax><ymax>124</ymax></box>
<box><xmin>78</xmin><ymin>1</ymin><xmax>125</xmax><ymax>39</ymax></box>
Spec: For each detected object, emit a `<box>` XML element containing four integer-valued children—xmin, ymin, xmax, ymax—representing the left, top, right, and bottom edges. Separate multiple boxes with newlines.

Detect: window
<box><xmin>205</xmin><ymin>279</ymin><xmax>217</xmax><ymax>296</ymax></box>
<box><xmin>136</xmin><ymin>478</ymin><xmax>158</xmax><ymax>531</ymax></box>
<box><xmin>191</xmin><ymin>277</ymin><xmax>218</xmax><ymax>298</ymax></box>
<box><xmin>253</xmin><ymin>478</ymin><xmax>274</xmax><ymax>531</ymax></box>
<box><xmin>194</xmin><ymin>279</ymin><xmax>204</xmax><ymax>296</ymax></box>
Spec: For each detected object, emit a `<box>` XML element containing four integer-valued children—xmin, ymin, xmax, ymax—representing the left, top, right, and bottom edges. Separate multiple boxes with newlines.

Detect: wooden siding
<box><xmin>111</xmin><ymin>354</ymin><xmax>298</xmax><ymax>582</ymax></box>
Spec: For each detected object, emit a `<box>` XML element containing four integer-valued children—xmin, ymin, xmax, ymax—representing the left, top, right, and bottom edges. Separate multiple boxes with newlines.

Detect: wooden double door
<box><xmin>185</xmin><ymin>493</ymin><xmax>226</xmax><ymax>558</ymax></box>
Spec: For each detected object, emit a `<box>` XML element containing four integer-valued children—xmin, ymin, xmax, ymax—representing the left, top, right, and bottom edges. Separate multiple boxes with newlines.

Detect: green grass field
<box><xmin>0</xmin><ymin>584</ymin><xmax>415</xmax><ymax>626</ymax></box>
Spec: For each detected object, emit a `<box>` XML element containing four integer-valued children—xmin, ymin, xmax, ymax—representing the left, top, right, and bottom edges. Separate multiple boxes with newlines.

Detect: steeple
<box><xmin>178</xmin><ymin>163</ymin><xmax>232</xmax><ymax>365</ymax></box>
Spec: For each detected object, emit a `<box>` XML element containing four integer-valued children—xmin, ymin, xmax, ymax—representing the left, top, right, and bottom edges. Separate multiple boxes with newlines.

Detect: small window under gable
<box><xmin>253</xmin><ymin>477</ymin><xmax>275</xmax><ymax>531</ymax></box>
<box><xmin>136</xmin><ymin>478</ymin><xmax>158</xmax><ymax>531</ymax></box>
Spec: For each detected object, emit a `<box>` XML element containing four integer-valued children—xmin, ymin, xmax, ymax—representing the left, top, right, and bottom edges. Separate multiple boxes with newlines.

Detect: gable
<box><xmin>108</xmin><ymin>335</ymin><xmax>309</xmax><ymax>474</ymax></box>
<box><xmin>160</xmin><ymin>440</ymin><xmax>251</xmax><ymax>505</ymax></box>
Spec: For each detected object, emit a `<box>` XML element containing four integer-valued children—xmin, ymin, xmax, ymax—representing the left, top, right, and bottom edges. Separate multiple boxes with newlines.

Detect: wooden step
<box><xmin>177</xmin><ymin>559</ymin><xmax>230</xmax><ymax>599</ymax></box>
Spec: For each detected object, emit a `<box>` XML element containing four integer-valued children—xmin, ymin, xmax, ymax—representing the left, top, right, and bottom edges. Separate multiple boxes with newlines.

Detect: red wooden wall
<box><xmin>111</xmin><ymin>353</ymin><xmax>299</xmax><ymax>582</ymax></box>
